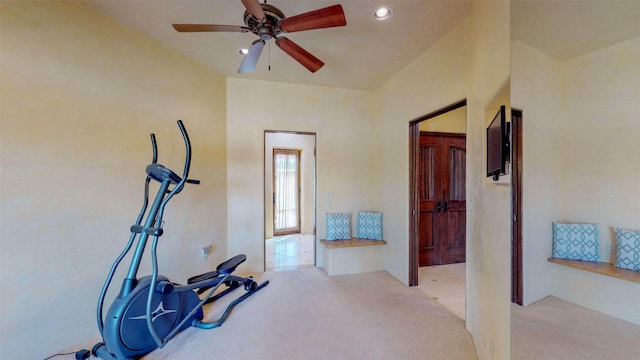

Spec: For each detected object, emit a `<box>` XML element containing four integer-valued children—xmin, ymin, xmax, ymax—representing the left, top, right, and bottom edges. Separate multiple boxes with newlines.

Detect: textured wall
<box><xmin>0</xmin><ymin>2</ymin><xmax>227</xmax><ymax>358</ymax></box>
<box><xmin>226</xmin><ymin>79</ymin><xmax>377</xmax><ymax>271</ymax></box>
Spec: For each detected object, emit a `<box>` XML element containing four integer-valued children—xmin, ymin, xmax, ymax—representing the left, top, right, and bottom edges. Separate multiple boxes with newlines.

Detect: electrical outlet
<box><xmin>201</xmin><ymin>246</ymin><xmax>211</xmax><ymax>262</ymax></box>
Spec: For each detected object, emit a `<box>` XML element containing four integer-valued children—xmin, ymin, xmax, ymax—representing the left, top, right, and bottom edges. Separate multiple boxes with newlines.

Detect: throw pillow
<box><xmin>356</xmin><ymin>212</ymin><xmax>383</xmax><ymax>240</ymax></box>
<box><xmin>552</xmin><ymin>222</ymin><xmax>599</xmax><ymax>262</ymax></box>
<box><xmin>326</xmin><ymin>213</ymin><xmax>351</xmax><ymax>240</ymax></box>
<box><xmin>614</xmin><ymin>227</ymin><xmax>640</xmax><ymax>271</ymax></box>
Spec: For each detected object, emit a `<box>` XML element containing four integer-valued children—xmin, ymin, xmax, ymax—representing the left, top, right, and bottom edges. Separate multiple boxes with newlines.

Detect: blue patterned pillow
<box><xmin>614</xmin><ymin>227</ymin><xmax>640</xmax><ymax>271</ymax></box>
<box><xmin>552</xmin><ymin>222</ymin><xmax>599</xmax><ymax>262</ymax></box>
<box><xmin>326</xmin><ymin>213</ymin><xmax>351</xmax><ymax>240</ymax></box>
<box><xmin>357</xmin><ymin>212</ymin><xmax>383</xmax><ymax>240</ymax></box>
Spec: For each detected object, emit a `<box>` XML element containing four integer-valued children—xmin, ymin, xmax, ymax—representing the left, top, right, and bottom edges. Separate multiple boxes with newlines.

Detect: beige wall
<box><xmin>557</xmin><ymin>37</ymin><xmax>640</xmax><ymax>323</ymax></box>
<box><xmin>375</xmin><ymin>16</ymin><xmax>472</xmax><ymax>287</ymax></box>
<box><xmin>466</xmin><ymin>2</ymin><xmax>511</xmax><ymax>358</ymax></box>
<box><xmin>226</xmin><ymin>79</ymin><xmax>377</xmax><ymax>271</ymax></box>
<box><xmin>225</xmin><ymin>11</ymin><xmax>514</xmax><ymax>359</ymax></box>
<box><xmin>512</xmin><ymin>34</ymin><xmax>640</xmax><ymax>323</ymax></box>
<box><xmin>562</xmin><ymin>36</ymin><xmax>640</xmax><ymax>255</ymax></box>
<box><xmin>375</xmin><ymin>1</ymin><xmax>511</xmax><ymax>359</ymax></box>
<box><xmin>511</xmin><ymin>39</ymin><xmax>565</xmax><ymax>305</ymax></box>
<box><xmin>419</xmin><ymin>105</ymin><xmax>467</xmax><ymax>133</ymax></box>
<box><xmin>0</xmin><ymin>2</ymin><xmax>227</xmax><ymax>359</ymax></box>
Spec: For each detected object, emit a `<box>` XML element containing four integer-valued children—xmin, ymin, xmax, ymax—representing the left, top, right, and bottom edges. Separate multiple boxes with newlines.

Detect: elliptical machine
<box><xmin>92</xmin><ymin>121</ymin><xmax>268</xmax><ymax>359</ymax></box>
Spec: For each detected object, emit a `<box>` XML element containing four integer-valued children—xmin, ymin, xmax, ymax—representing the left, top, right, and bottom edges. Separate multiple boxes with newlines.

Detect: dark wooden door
<box><xmin>418</xmin><ymin>132</ymin><xmax>466</xmax><ymax>266</ymax></box>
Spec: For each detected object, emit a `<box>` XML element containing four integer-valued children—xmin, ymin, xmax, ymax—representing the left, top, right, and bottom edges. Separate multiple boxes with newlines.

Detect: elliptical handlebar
<box><xmin>164</xmin><ymin>120</ymin><xmax>198</xmax><ymax>194</ymax></box>
<box><xmin>150</xmin><ymin>133</ymin><xmax>158</xmax><ymax>164</ymax></box>
<box><xmin>176</xmin><ymin>120</ymin><xmax>191</xmax><ymax>187</ymax></box>
<box><xmin>145</xmin><ymin>120</ymin><xmax>199</xmax><ymax>189</ymax></box>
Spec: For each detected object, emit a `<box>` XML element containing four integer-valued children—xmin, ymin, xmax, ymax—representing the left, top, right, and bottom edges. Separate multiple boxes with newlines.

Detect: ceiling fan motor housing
<box><xmin>244</xmin><ymin>3</ymin><xmax>286</xmax><ymax>40</ymax></box>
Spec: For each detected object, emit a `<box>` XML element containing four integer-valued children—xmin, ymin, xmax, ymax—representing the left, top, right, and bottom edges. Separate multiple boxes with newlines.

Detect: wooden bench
<box><xmin>547</xmin><ymin>257</ymin><xmax>640</xmax><ymax>283</ymax></box>
<box><xmin>320</xmin><ymin>238</ymin><xmax>387</xmax><ymax>276</ymax></box>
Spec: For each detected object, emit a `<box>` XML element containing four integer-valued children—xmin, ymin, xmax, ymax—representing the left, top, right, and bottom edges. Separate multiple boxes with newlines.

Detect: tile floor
<box><xmin>265</xmin><ymin>233</ymin><xmax>315</xmax><ymax>271</ymax></box>
<box><xmin>417</xmin><ymin>262</ymin><xmax>466</xmax><ymax>320</ymax></box>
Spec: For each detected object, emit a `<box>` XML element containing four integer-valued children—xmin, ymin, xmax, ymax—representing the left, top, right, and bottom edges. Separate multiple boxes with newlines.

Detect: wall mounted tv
<box><xmin>486</xmin><ymin>105</ymin><xmax>509</xmax><ymax>181</ymax></box>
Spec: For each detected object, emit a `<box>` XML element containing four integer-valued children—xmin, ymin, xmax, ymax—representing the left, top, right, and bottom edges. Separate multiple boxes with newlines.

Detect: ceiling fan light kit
<box><xmin>172</xmin><ymin>0</ymin><xmax>347</xmax><ymax>74</ymax></box>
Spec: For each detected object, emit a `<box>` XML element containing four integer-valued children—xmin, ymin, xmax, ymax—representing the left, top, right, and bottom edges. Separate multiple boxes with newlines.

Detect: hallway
<box><xmin>418</xmin><ymin>263</ymin><xmax>465</xmax><ymax>320</ymax></box>
<box><xmin>265</xmin><ymin>233</ymin><xmax>314</xmax><ymax>271</ymax></box>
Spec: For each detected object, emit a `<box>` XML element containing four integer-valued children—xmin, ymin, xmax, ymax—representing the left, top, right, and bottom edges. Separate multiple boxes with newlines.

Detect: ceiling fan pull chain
<box><xmin>268</xmin><ymin>40</ymin><xmax>271</xmax><ymax>71</ymax></box>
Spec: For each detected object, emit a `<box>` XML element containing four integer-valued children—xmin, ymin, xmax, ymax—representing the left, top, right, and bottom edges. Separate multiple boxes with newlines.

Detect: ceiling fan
<box><xmin>172</xmin><ymin>0</ymin><xmax>347</xmax><ymax>74</ymax></box>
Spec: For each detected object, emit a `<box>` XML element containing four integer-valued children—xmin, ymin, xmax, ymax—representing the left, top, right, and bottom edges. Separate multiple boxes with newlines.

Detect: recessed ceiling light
<box><xmin>372</xmin><ymin>7</ymin><xmax>393</xmax><ymax>21</ymax></box>
<box><xmin>238</xmin><ymin>48</ymin><xmax>249</xmax><ymax>55</ymax></box>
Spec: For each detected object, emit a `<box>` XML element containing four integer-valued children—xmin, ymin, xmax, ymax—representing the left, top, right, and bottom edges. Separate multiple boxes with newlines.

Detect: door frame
<box><xmin>409</xmin><ymin>99</ymin><xmax>467</xmax><ymax>286</ymax></box>
<box><xmin>511</xmin><ymin>109</ymin><xmax>523</xmax><ymax>304</ymax></box>
<box><xmin>264</xmin><ymin>130</ymin><xmax>317</xmax><ymax>271</ymax></box>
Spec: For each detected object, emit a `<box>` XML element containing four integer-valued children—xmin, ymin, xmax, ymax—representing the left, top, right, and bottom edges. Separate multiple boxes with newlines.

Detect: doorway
<box><xmin>264</xmin><ymin>131</ymin><xmax>316</xmax><ymax>272</ymax></box>
<box><xmin>410</xmin><ymin>100</ymin><xmax>467</xmax><ymax>318</ymax></box>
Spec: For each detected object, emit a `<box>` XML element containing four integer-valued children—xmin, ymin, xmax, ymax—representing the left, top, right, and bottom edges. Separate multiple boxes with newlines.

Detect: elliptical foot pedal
<box><xmin>216</xmin><ymin>254</ymin><xmax>246</xmax><ymax>275</ymax></box>
<box><xmin>188</xmin><ymin>270</ymin><xmax>219</xmax><ymax>284</ymax></box>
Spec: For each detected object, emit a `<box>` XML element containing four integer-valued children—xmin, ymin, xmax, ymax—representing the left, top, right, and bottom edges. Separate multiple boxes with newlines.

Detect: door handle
<box><xmin>443</xmin><ymin>201</ymin><xmax>448</xmax><ymax>212</ymax></box>
<box><xmin>435</xmin><ymin>201</ymin><xmax>441</xmax><ymax>213</ymax></box>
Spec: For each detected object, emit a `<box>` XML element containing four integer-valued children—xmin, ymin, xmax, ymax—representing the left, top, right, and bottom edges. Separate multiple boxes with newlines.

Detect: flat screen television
<box><xmin>486</xmin><ymin>105</ymin><xmax>508</xmax><ymax>181</ymax></box>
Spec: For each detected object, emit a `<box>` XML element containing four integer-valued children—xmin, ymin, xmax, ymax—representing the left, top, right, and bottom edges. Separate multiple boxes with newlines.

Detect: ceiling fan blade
<box><xmin>172</xmin><ymin>24</ymin><xmax>248</xmax><ymax>33</ymax></box>
<box><xmin>241</xmin><ymin>0</ymin><xmax>265</xmax><ymax>20</ymax></box>
<box><xmin>280</xmin><ymin>4</ymin><xmax>346</xmax><ymax>33</ymax></box>
<box><xmin>276</xmin><ymin>37</ymin><xmax>324</xmax><ymax>73</ymax></box>
<box><xmin>238</xmin><ymin>39</ymin><xmax>265</xmax><ymax>73</ymax></box>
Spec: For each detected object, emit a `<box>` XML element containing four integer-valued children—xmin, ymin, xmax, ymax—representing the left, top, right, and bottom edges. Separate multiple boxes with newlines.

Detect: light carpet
<box><xmin>64</xmin><ymin>269</ymin><xmax>476</xmax><ymax>359</ymax></box>
<box><xmin>145</xmin><ymin>269</ymin><xmax>477</xmax><ymax>359</ymax></box>
<box><xmin>56</xmin><ymin>268</ymin><xmax>640</xmax><ymax>360</ymax></box>
<box><xmin>511</xmin><ymin>296</ymin><xmax>640</xmax><ymax>360</ymax></box>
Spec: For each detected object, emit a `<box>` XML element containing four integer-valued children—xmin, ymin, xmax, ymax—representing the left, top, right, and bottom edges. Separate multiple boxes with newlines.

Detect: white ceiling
<box><xmin>85</xmin><ymin>1</ymin><xmax>640</xmax><ymax>91</ymax></box>
<box><xmin>85</xmin><ymin>0</ymin><xmax>471</xmax><ymax>91</ymax></box>
<box><xmin>512</xmin><ymin>0</ymin><xmax>640</xmax><ymax>61</ymax></box>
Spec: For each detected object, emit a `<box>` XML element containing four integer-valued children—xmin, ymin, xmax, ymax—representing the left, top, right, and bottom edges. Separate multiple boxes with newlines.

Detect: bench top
<box><xmin>320</xmin><ymin>238</ymin><xmax>387</xmax><ymax>249</ymax></box>
<box><xmin>548</xmin><ymin>257</ymin><xmax>640</xmax><ymax>283</ymax></box>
